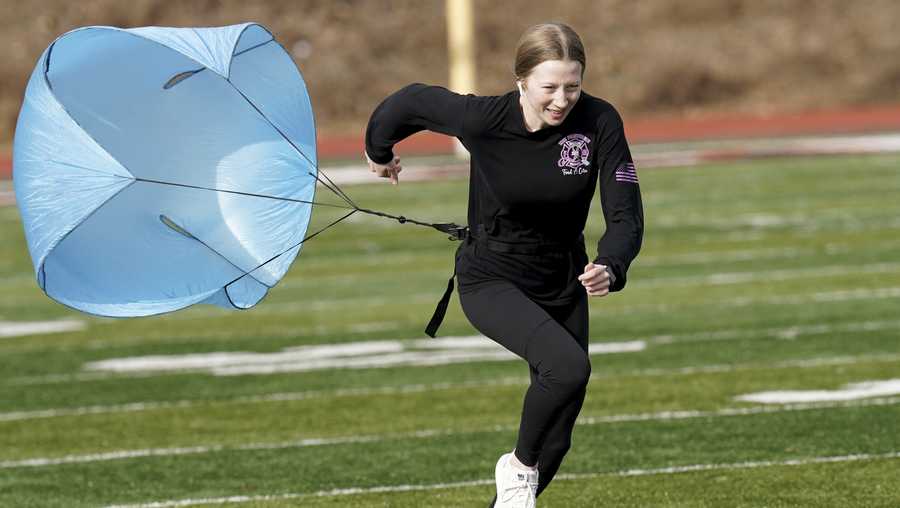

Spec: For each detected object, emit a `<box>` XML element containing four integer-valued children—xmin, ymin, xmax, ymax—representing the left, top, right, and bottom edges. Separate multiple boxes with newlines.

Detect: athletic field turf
<box><xmin>1</xmin><ymin>153</ymin><xmax>898</xmax><ymax>507</ymax></box>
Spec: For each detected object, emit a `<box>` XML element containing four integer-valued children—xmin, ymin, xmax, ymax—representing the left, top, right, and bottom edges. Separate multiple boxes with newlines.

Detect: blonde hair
<box><xmin>514</xmin><ymin>23</ymin><xmax>586</xmax><ymax>80</ymax></box>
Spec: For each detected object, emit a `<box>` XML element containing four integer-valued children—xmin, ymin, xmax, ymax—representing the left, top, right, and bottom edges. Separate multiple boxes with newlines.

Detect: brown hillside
<box><xmin>1</xmin><ymin>0</ymin><xmax>898</xmax><ymax>146</ymax></box>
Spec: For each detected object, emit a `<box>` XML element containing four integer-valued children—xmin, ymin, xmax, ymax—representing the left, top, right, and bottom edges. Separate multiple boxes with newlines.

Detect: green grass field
<box><xmin>1</xmin><ymin>153</ymin><xmax>899</xmax><ymax>507</ymax></box>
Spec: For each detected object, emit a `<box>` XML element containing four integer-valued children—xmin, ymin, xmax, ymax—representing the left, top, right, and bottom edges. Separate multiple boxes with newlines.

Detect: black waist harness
<box><xmin>424</xmin><ymin>225</ymin><xmax>583</xmax><ymax>337</ymax></box>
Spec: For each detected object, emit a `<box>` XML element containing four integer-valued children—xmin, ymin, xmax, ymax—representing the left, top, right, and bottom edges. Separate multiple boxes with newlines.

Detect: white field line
<box><xmin>630</xmin><ymin>261</ymin><xmax>900</xmax><ymax>289</ymax></box>
<box><xmin>284</xmin><ymin>261</ymin><xmax>900</xmax><ymax>293</ymax></box>
<box><xmin>558</xmin><ymin>450</ymin><xmax>900</xmax><ymax>479</ymax></box>
<box><xmin>28</xmin><ymin>283</ymin><xmax>900</xmax><ymax>357</ymax></box>
<box><xmin>59</xmin><ymin>317</ymin><xmax>900</xmax><ymax>380</ymax></box>
<box><xmin>226</xmin><ymin>280</ymin><xmax>900</xmax><ymax>325</ymax></box>
<box><xmin>80</xmin><ymin>338</ymin><xmax>645</xmax><ymax>377</ymax></box>
<box><xmin>4</xmin><ymin>395</ymin><xmax>899</xmax><ymax>471</ymax></box>
<box><xmin>631</xmin><ymin>353</ymin><xmax>900</xmax><ymax>377</ymax></box>
<box><xmin>4</xmin><ymin>351</ymin><xmax>900</xmax><ymax>423</ymax></box>
<box><xmin>645</xmin><ymin>317</ymin><xmax>900</xmax><ymax>344</ymax></box>
<box><xmin>72</xmin><ymin>260</ymin><xmax>900</xmax><ymax>324</ymax></box>
<box><xmin>0</xmin><ymin>377</ymin><xmax>528</xmax><ymax>422</ymax></box>
<box><xmin>7</xmin><ymin>316</ymin><xmax>900</xmax><ymax>387</ymax></box>
<box><xmin>0</xmin><ymin>191</ymin><xmax>15</xmax><ymax>207</ymax></box>
<box><xmin>144</xmin><ymin>278</ymin><xmax>900</xmax><ymax>331</ymax></box>
<box><xmin>736</xmin><ymin>379</ymin><xmax>900</xmax><ymax>404</ymax></box>
<box><xmin>0</xmin><ymin>319</ymin><xmax>84</xmax><ymax>338</ymax></box>
<box><xmin>577</xmin><ymin>396</ymin><xmax>900</xmax><ymax>425</ymax></box>
<box><xmin>103</xmin><ymin>451</ymin><xmax>900</xmax><ymax>508</ymax></box>
<box><xmin>636</xmin><ymin>246</ymin><xmax>815</xmax><ymax>267</ymax></box>
<box><xmin>650</xmin><ymin>212</ymin><xmax>900</xmax><ymax>230</ymax></box>
<box><xmin>724</xmin><ymin>286</ymin><xmax>900</xmax><ymax>307</ymax></box>
<box><xmin>42</xmin><ymin>263</ymin><xmax>900</xmax><ymax>330</ymax></box>
<box><xmin>0</xmin><ymin>277</ymin><xmax>882</xmax><ymax>352</ymax></box>
<box><xmin>0</xmin><ymin>241</ymin><xmax>854</xmax><ymax>289</ymax></box>
<box><xmin>590</xmin><ymin>286</ymin><xmax>900</xmax><ymax>318</ymax></box>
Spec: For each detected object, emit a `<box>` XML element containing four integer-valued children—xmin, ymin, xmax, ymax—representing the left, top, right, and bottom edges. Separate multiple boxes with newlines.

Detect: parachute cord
<box><xmin>353</xmin><ymin>207</ymin><xmax>430</xmax><ymax>228</ymax></box>
<box><xmin>353</xmin><ymin>207</ymin><xmax>468</xmax><ymax>241</ymax></box>
<box><xmin>308</xmin><ymin>170</ymin><xmax>467</xmax><ymax>241</ymax></box>
<box><xmin>222</xmin><ymin>208</ymin><xmax>358</xmax><ymax>289</ymax></box>
<box><xmin>310</xmin><ymin>170</ymin><xmax>359</xmax><ymax>209</ymax></box>
<box><xmin>132</xmin><ymin>175</ymin><xmax>463</xmax><ymax>239</ymax></box>
<box><xmin>219</xmin><ymin>70</ymin><xmax>449</xmax><ymax>233</ymax></box>
<box><xmin>299</xmin><ymin>208</ymin><xmax>358</xmax><ymax>245</ymax></box>
<box><xmin>132</xmin><ymin>177</ymin><xmax>354</xmax><ymax>210</ymax></box>
<box><xmin>223</xmin><ymin>202</ymin><xmax>466</xmax><ymax>293</ymax></box>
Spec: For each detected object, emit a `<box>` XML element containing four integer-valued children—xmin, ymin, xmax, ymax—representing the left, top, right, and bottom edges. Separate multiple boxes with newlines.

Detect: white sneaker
<box><xmin>494</xmin><ymin>453</ymin><xmax>538</xmax><ymax>508</ymax></box>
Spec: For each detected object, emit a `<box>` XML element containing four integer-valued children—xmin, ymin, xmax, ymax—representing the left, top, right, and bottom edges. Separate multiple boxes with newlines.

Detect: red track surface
<box><xmin>3</xmin><ymin>104</ymin><xmax>899</xmax><ymax>179</ymax></box>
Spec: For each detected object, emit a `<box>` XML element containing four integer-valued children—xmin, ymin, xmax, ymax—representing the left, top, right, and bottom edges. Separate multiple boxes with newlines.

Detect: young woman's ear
<box><xmin>516</xmin><ymin>81</ymin><xmax>525</xmax><ymax>94</ymax></box>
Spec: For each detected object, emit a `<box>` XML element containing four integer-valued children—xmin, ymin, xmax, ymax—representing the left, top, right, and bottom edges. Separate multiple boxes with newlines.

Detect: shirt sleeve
<box><xmin>593</xmin><ymin>110</ymin><xmax>644</xmax><ymax>292</ymax></box>
<box><xmin>365</xmin><ymin>83</ymin><xmax>469</xmax><ymax>164</ymax></box>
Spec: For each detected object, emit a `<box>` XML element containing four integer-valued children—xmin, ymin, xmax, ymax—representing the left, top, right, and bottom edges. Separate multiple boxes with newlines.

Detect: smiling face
<box><xmin>518</xmin><ymin>59</ymin><xmax>583</xmax><ymax>132</ymax></box>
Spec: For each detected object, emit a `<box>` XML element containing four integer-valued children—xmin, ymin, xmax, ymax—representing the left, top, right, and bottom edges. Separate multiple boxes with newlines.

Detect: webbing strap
<box><xmin>424</xmin><ymin>272</ymin><xmax>456</xmax><ymax>338</ymax></box>
<box><xmin>422</xmin><ymin>224</ymin><xmax>472</xmax><ymax>337</ymax></box>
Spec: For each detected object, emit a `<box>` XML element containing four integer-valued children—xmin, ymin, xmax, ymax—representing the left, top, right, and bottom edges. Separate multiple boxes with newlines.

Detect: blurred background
<box><xmin>1</xmin><ymin>0</ymin><xmax>899</xmax><ymax>155</ymax></box>
<box><xmin>2</xmin><ymin>3</ymin><xmax>900</xmax><ymax>506</ymax></box>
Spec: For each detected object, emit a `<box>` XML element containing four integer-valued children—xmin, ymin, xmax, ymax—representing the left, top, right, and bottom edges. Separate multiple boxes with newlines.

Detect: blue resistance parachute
<box><xmin>13</xmin><ymin>23</ymin><xmax>320</xmax><ymax>317</ymax></box>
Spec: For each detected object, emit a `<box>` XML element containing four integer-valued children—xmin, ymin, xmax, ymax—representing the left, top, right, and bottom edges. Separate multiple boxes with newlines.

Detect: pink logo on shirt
<box><xmin>557</xmin><ymin>134</ymin><xmax>590</xmax><ymax>175</ymax></box>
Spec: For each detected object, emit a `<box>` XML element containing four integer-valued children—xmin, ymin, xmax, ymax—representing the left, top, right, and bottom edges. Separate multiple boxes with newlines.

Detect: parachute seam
<box><xmin>191</xmin><ymin>28</ymin><xmax>218</xmax><ymax>75</ymax></box>
<box><xmin>224</xmin><ymin>72</ymin><xmax>358</xmax><ymax>210</ymax></box>
<box><xmin>43</xmin><ymin>25</ymin><xmax>314</xmax><ymax>299</ymax></box>
<box><xmin>260</xmin><ymin>33</ymin><xmax>358</xmax><ymax>209</ymax></box>
<box><xmin>153</xmin><ymin>211</ymin><xmax>272</xmax><ymax>290</ymax></box>
<box><xmin>219</xmin><ymin>39</ymin><xmax>361</xmax><ymax>290</ymax></box>
<box><xmin>36</xmin><ymin>179</ymin><xmax>137</xmax><ymax>297</ymax></box>
<box><xmin>33</xmin><ymin>25</ymin><xmax>316</xmax><ymax>313</ymax></box>
<box><xmin>66</xmin><ymin>25</ymin><xmax>256</xmax><ymax>80</ymax></box>
<box><xmin>224</xmin><ymin>28</ymin><xmax>367</xmax><ymax>213</ymax></box>
<box><xmin>226</xmin><ymin>23</ymin><xmax>275</xmax><ymax>78</ymax></box>
<box><xmin>268</xmin><ymin>34</ymin><xmax>359</xmax><ymax>210</ymax></box>
<box><xmin>223</xmin><ymin>280</ymin><xmax>261</xmax><ymax>310</ymax></box>
<box><xmin>43</xmin><ymin>160</ymin><xmax>135</xmax><ymax>179</ymax></box>
<box><xmin>45</xmin><ymin>24</ymin><xmax>263</xmax><ymax>86</ymax></box>
<box><xmin>49</xmin><ymin>26</ymin><xmax>321</xmax><ymax>303</ymax></box>
<box><xmin>37</xmin><ymin>37</ymin><xmax>140</xmax><ymax>281</ymax></box>
<box><xmin>221</xmin><ymin>33</ymin><xmax>358</xmax><ymax>209</ymax></box>
<box><xmin>41</xmin><ymin>39</ymin><xmax>136</xmax><ymax>183</ymax></box>
<box><xmin>160</xmin><ymin>38</ymin><xmax>273</xmax><ymax>89</ymax></box>
<box><xmin>222</xmin><ymin>81</ymin><xmax>321</xmax><ymax>196</ymax></box>
<box><xmin>232</xmin><ymin>39</ymin><xmax>274</xmax><ymax>59</ymax></box>
<box><xmin>223</xmin><ymin>284</ymin><xmax>241</xmax><ymax>309</ymax></box>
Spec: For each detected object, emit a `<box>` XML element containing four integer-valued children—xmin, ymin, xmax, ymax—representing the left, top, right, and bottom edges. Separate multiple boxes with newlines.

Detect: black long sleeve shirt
<box><xmin>365</xmin><ymin>84</ymin><xmax>643</xmax><ymax>306</ymax></box>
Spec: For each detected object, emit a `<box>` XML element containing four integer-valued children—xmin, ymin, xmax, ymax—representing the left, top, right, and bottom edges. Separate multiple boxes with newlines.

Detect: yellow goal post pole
<box><xmin>445</xmin><ymin>0</ymin><xmax>476</xmax><ymax>160</ymax></box>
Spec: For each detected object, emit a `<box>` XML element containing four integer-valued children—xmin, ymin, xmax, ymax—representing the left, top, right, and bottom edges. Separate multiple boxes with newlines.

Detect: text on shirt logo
<box><xmin>557</xmin><ymin>134</ymin><xmax>591</xmax><ymax>175</ymax></box>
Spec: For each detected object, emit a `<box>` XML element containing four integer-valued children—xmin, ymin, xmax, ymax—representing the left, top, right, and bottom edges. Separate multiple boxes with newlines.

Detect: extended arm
<box><xmin>593</xmin><ymin>112</ymin><xmax>644</xmax><ymax>292</ymax></box>
<box><xmin>365</xmin><ymin>83</ymin><xmax>469</xmax><ymax>164</ymax></box>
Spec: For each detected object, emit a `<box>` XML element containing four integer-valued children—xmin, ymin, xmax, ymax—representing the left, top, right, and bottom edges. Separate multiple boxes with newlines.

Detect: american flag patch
<box><xmin>615</xmin><ymin>162</ymin><xmax>639</xmax><ymax>183</ymax></box>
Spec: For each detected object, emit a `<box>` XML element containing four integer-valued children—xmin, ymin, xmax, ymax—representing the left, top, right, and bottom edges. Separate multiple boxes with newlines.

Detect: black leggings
<box><xmin>459</xmin><ymin>280</ymin><xmax>590</xmax><ymax>497</ymax></box>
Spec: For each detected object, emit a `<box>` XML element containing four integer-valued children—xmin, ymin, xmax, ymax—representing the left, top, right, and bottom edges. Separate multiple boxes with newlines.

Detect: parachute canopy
<box><xmin>13</xmin><ymin>23</ymin><xmax>317</xmax><ymax>317</ymax></box>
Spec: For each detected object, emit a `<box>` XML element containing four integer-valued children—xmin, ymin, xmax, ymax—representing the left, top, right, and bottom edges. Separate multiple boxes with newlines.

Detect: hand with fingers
<box><xmin>365</xmin><ymin>152</ymin><xmax>402</xmax><ymax>185</ymax></box>
<box><xmin>578</xmin><ymin>263</ymin><xmax>613</xmax><ymax>297</ymax></box>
